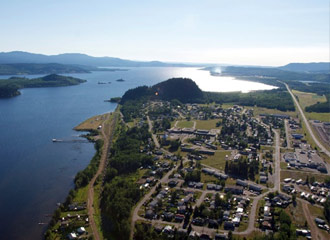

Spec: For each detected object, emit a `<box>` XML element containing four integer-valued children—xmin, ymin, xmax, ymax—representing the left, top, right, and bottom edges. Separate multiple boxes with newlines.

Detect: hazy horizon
<box><xmin>0</xmin><ymin>0</ymin><xmax>329</xmax><ymax>66</ymax></box>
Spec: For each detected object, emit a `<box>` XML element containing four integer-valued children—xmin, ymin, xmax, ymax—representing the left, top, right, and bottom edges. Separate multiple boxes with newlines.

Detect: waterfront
<box><xmin>0</xmin><ymin>67</ymin><xmax>276</xmax><ymax>239</ymax></box>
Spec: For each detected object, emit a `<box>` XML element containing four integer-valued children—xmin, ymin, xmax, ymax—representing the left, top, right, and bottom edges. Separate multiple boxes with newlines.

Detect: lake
<box><xmin>0</xmin><ymin>67</ymin><xmax>275</xmax><ymax>239</ymax></box>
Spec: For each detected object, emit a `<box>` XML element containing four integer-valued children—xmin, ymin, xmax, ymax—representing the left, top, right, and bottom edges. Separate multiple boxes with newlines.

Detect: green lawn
<box><xmin>195</xmin><ymin>119</ymin><xmax>221</xmax><ymax>130</ymax></box>
<box><xmin>247</xmin><ymin>106</ymin><xmax>297</xmax><ymax>117</ymax></box>
<box><xmin>177</xmin><ymin>120</ymin><xmax>194</xmax><ymax>128</ymax></box>
<box><xmin>306</xmin><ymin>112</ymin><xmax>330</xmax><ymax>122</ymax></box>
<box><xmin>201</xmin><ymin>172</ymin><xmax>219</xmax><ymax>183</ymax></box>
<box><xmin>201</xmin><ymin>151</ymin><xmax>231</xmax><ymax>171</ymax></box>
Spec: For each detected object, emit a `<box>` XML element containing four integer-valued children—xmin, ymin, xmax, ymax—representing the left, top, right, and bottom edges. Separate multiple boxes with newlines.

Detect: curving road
<box><xmin>284</xmin><ymin>83</ymin><xmax>330</xmax><ymax>157</ymax></box>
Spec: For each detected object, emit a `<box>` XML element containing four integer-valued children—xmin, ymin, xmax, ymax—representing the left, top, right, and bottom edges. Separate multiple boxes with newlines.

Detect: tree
<box><xmin>268</xmin><ymin>165</ymin><xmax>273</xmax><ymax>175</ymax></box>
<box><xmin>225</xmin><ymin>161</ymin><xmax>229</xmax><ymax>174</ymax></box>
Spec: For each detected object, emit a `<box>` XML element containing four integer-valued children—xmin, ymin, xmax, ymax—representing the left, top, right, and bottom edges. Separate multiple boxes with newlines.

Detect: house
<box><xmin>77</xmin><ymin>227</ymin><xmax>86</xmax><ymax>234</ymax></box>
<box><xmin>177</xmin><ymin>205</ymin><xmax>187</xmax><ymax>214</ymax></box>
<box><xmin>195</xmin><ymin>182</ymin><xmax>204</xmax><ymax>189</ymax></box>
<box><xmin>249</xmin><ymin>184</ymin><xmax>262</xmax><ymax>193</ymax></box>
<box><xmin>315</xmin><ymin>218</ymin><xmax>325</xmax><ymax>225</ymax></box>
<box><xmin>175</xmin><ymin>214</ymin><xmax>185</xmax><ymax>222</ymax></box>
<box><xmin>207</xmin><ymin>183</ymin><xmax>216</xmax><ymax>190</ymax></box>
<box><xmin>208</xmin><ymin>219</ymin><xmax>219</xmax><ymax>228</ymax></box>
<box><xmin>225</xmin><ymin>185</ymin><xmax>244</xmax><ymax>195</ymax></box>
<box><xmin>162</xmin><ymin>225</ymin><xmax>174</xmax><ymax>235</ymax></box>
<box><xmin>236</xmin><ymin>179</ymin><xmax>248</xmax><ymax>188</ymax></box>
<box><xmin>68</xmin><ymin>233</ymin><xmax>77</xmax><ymax>240</ymax></box>
<box><xmin>224</xmin><ymin>221</ymin><xmax>235</xmax><ymax>230</ymax></box>
<box><xmin>200</xmin><ymin>233</ymin><xmax>212</xmax><ymax>240</ymax></box>
<box><xmin>188</xmin><ymin>231</ymin><xmax>201</xmax><ymax>239</ymax></box>
<box><xmin>149</xmin><ymin>199</ymin><xmax>158</xmax><ymax>208</ymax></box>
<box><xmin>168</xmin><ymin>180</ymin><xmax>178</xmax><ymax>187</ymax></box>
<box><xmin>215</xmin><ymin>233</ymin><xmax>228</xmax><ymax>240</ymax></box>
<box><xmin>177</xmin><ymin>228</ymin><xmax>188</xmax><ymax>237</ymax></box>
<box><xmin>163</xmin><ymin>212</ymin><xmax>174</xmax><ymax>221</ymax></box>
<box><xmin>260</xmin><ymin>176</ymin><xmax>268</xmax><ymax>183</ymax></box>
<box><xmin>145</xmin><ymin>209</ymin><xmax>155</xmax><ymax>219</ymax></box>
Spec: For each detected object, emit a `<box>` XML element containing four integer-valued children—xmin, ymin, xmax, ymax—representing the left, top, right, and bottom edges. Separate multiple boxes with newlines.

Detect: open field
<box><xmin>281</xmin><ymin>170</ymin><xmax>328</xmax><ymax>182</ymax></box>
<box><xmin>201</xmin><ymin>151</ymin><xmax>231</xmax><ymax>171</ymax></box>
<box><xmin>246</xmin><ymin>106</ymin><xmax>297</xmax><ymax>117</ymax></box>
<box><xmin>292</xmin><ymin>90</ymin><xmax>327</xmax><ymax>109</ymax></box>
<box><xmin>74</xmin><ymin>114</ymin><xmax>108</xmax><ymax>131</ymax></box>
<box><xmin>195</xmin><ymin>119</ymin><xmax>221</xmax><ymax>130</ymax></box>
<box><xmin>306</xmin><ymin>112</ymin><xmax>330</xmax><ymax>122</ymax></box>
<box><xmin>285</xmin><ymin>200</ymin><xmax>306</xmax><ymax>227</ymax></box>
<box><xmin>177</xmin><ymin>120</ymin><xmax>194</xmax><ymax>128</ymax></box>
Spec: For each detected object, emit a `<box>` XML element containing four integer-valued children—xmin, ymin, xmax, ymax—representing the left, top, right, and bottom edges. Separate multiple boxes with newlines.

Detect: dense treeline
<box><xmin>0</xmin><ymin>74</ymin><xmax>86</xmax><ymax>98</ymax></box>
<box><xmin>205</xmin><ymin>89</ymin><xmax>295</xmax><ymax>111</ymax></box>
<box><xmin>306</xmin><ymin>99</ymin><xmax>330</xmax><ymax>113</ymax></box>
<box><xmin>74</xmin><ymin>139</ymin><xmax>103</xmax><ymax>188</ymax></box>
<box><xmin>101</xmin><ymin>124</ymin><xmax>152</xmax><ymax>240</ymax></box>
<box><xmin>224</xmin><ymin>158</ymin><xmax>259</xmax><ymax>180</ymax></box>
<box><xmin>120</xmin><ymin>78</ymin><xmax>204</xmax><ymax>105</ymax></box>
<box><xmin>223</xmin><ymin>66</ymin><xmax>329</xmax><ymax>83</ymax></box>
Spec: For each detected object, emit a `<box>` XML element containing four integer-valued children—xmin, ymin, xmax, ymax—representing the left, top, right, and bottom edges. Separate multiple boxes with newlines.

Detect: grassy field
<box><xmin>201</xmin><ymin>172</ymin><xmax>219</xmax><ymax>183</ymax></box>
<box><xmin>246</xmin><ymin>106</ymin><xmax>297</xmax><ymax>117</ymax></box>
<box><xmin>281</xmin><ymin>170</ymin><xmax>328</xmax><ymax>182</ymax></box>
<box><xmin>306</xmin><ymin>112</ymin><xmax>330</xmax><ymax>122</ymax></box>
<box><xmin>195</xmin><ymin>119</ymin><xmax>221</xmax><ymax>130</ymax></box>
<box><xmin>201</xmin><ymin>151</ymin><xmax>231</xmax><ymax>171</ymax></box>
<box><xmin>75</xmin><ymin>113</ymin><xmax>108</xmax><ymax>130</ymax></box>
<box><xmin>292</xmin><ymin>90</ymin><xmax>327</xmax><ymax>109</ymax></box>
<box><xmin>285</xmin><ymin>200</ymin><xmax>306</xmax><ymax>227</ymax></box>
<box><xmin>177</xmin><ymin>120</ymin><xmax>194</xmax><ymax>128</ymax></box>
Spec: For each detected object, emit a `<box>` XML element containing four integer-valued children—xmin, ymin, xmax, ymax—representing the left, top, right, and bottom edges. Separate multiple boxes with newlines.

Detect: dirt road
<box><xmin>87</xmin><ymin>113</ymin><xmax>117</xmax><ymax>240</ymax></box>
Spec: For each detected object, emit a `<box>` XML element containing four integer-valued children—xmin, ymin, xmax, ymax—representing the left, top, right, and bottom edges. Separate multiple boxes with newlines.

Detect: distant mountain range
<box><xmin>279</xmin><ymin>62</ymin><xmax>330</xmax><ymax>73</ymax></box>
<box><xmin>0</xmin><ymin>51</ymin><xmax>189</xmax><ymax>67</ymax></box>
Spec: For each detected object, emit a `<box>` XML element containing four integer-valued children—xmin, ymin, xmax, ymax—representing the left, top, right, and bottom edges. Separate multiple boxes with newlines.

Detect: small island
<box><xmin>0</xmin><ymin>74</ymin><xmax>86</xmax><ymax>98</ymax></box>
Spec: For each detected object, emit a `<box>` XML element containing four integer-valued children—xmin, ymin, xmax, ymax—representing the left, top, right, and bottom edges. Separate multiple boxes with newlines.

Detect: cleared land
<box><xmin>247</xmin><ymin>106</ymin><xmax>297</xmax><ymax>117</ymax></box>
<box><xmin>195</xmin><ymin>119</ymin><xmax>221</xmax><ymax>130</ymax></box>
<box><xmin>293</xmin><ymin>90</ymin><xmax>329</xmax><ymax>122</ymax></box>
<box><xmin>281</xmin><ymin>170</ymin><xmax>328</xmax><ymax>182</ymax></box>
<box><xmin>177</xmin><ymin>120</ymin><xmax>194</xmax><ymax>128</ymax></box>
<box><xmin>201</xmin><ymin>151</ymin><xmax>231</xmax><ymax>171</ymax></box>
<box><xmin>74</xmin><ymin>114</ymin><xmax>108</xmax><ymax>130</ymax></box>
<box><xmin>292</xmin><ymin>90</ymin><xmax>327</xmax><ymax>109</ymax></box>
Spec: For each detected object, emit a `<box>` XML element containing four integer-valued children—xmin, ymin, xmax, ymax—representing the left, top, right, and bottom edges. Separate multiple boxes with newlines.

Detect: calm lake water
<box><xmin>0</xmin><ymin>67</ymin><xmax>275</xmax><ymax>239</ymax></box>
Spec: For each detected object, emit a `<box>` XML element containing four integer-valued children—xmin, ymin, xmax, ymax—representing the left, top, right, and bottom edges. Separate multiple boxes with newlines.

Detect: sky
<box><xmin>0</xmin><ymin>0</ymin><xmax>329</xmax><ymax>66</ymax></box>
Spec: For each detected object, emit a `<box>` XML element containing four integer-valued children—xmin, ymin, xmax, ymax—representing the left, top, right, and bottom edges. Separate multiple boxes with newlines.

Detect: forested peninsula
<box><xmin>0</xmin><ymin>74</ymin><xmax>86</xmax><ymax>98</ymax></box>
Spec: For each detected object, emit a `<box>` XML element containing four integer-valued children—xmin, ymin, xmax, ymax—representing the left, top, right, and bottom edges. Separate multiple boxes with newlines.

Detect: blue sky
<box><xmin>0</xmin><ymin>0</ymin><xmax>329</xmax><ymax>66</ymax></box>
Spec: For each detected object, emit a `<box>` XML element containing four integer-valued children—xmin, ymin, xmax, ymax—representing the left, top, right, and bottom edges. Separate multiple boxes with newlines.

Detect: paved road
<box><xmin>87</xmin><ymin>113</ymin><xmax>117</xmax><ymax>240</ymax></box>
<box><xmin>130</xmin><ymin>159</ymin><xmax>188</xmax><ymax>239</ymax></box>
<box><xmin>284</xmin><ymin>83</ymin><xmax>330</xmax><ymax>157</ymax></box>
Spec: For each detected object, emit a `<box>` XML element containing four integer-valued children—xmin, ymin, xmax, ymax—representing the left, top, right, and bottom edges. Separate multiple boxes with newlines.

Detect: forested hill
<box><xmin>0</xmin><ymin>63</ymin><xmax>89</xmax><ymax>75</ymax></box>
<box><xmin>279</xmin><ymin>62</ymin><xmax>330</xmax><ymax>73</ymax></box>
<box><xmin>121</xmin><ymin>78</ymin><xmax>204</xmax><ymax>103</ymax></box>
<box><xmin>0</xmin><ymin>74</ymin><xmax>86</xmax><ymax>98</ymax></box>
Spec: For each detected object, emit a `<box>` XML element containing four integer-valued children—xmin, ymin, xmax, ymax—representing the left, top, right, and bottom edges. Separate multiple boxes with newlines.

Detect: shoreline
<box><xmin>44</xmin><ymin>111</ymin><xmax>115</xmax><ymax>239</ymax></box>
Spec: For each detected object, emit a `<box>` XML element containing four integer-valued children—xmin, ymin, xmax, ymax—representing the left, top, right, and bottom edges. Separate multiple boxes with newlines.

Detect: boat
<box><xmin>98</xmin><ymin>81</ymin><xmax>106</xmax><ymax>84</ymax></box>
<box><xmin>52</xmin><ymin>139</ymin><xmax>63</xmax><ymax>142</ymax></box>
<box><xmin>116</xmin><ymin>78</ymin><xmax>125</xmax><ymax>82</ymax></box>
